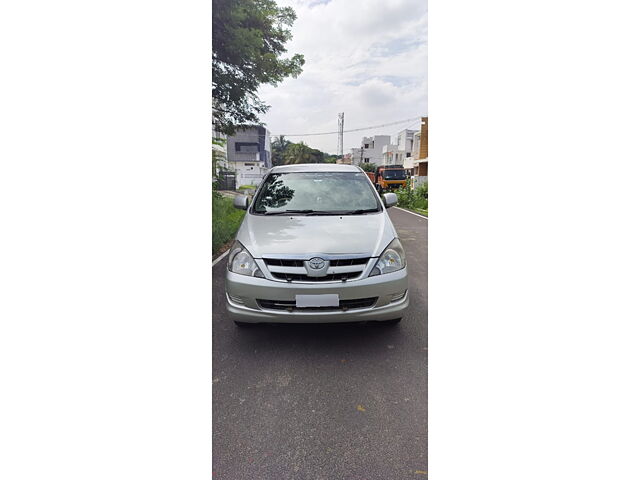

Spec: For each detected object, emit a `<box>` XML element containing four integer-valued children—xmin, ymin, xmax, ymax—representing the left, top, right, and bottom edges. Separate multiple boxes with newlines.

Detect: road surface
<box><xmin>213</xmin><ymin>207</ymin><xmax>428</xmax><ymax>479</ymax></box>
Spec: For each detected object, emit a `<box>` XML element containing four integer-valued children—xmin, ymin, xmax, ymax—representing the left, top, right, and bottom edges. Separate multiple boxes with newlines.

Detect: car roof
<box><xmin>269</xmin><ymin>163</ymin><xmax>362</xmax><ymax>173</ymax></box>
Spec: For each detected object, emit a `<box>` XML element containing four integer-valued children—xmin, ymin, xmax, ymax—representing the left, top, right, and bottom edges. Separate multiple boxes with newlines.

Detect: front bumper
<box><xmin>225</xmin><ymin>268</ymin><xmax>409</xmax><ymax>323</ymax></box>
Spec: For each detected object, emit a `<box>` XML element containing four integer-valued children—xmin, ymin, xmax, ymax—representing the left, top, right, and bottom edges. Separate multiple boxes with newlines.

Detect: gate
<box><xmin>217</xmin><ymin>173</ymin><xmax>236</xmax><ymax>191</ymax></box>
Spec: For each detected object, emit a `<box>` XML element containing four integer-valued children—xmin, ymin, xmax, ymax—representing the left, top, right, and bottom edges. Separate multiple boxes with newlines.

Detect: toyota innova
<box><xmin>225</xmin><ymin>164</ymin><xmax>409</xmax><ymax>326</ymax></box>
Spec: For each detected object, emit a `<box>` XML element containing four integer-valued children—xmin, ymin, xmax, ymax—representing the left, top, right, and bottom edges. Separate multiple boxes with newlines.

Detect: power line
<box><xmin>269</xmin><ymin>116</ymin><xmax>421</xmax><ymax>137</ymax></box>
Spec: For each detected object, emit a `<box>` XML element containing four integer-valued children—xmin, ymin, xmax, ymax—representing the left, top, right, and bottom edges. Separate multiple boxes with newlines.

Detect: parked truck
<box><xmin>366</xmin><ymin>165</ymin><xmax>407</xmax><ymax>193</ymax></box>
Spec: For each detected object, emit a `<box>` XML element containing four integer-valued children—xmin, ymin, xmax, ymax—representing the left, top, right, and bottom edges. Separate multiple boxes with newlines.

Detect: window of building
<box><xmin>235</xmin><ymin>142</ymin><xmax>259</xmax><ymax>153</ymax></box>
<box><xmin>364</xmin><ymin>158</ymin><xmax>370</xmax><ymax>163</ymax></box>
<box><xmin>406</xmin><ymin>152</ymin><xmax>411</xmax><ymax>158</ymax></box>
<box><xmin>364</xmin><ymin>143</ymin><xmax>369</xmax><ymax>149</ymax></box>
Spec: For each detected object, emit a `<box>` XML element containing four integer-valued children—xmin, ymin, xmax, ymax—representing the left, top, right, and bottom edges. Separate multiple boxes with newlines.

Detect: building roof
<box><xmin>270</xmin><ymin>164</ymin><xmax>361</xmax><ymax>173</ymax></box>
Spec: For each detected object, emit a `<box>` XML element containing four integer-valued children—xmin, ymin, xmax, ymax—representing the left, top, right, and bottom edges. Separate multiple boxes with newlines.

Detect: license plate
<box><xmin>295</xmin><ymin>294</ymin><xmax>339</xmax><ymax>308</ymax></box>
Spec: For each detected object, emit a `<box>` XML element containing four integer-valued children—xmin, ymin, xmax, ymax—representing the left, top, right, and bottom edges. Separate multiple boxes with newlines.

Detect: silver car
<box><xmin>225</xmin><ymin>164</ymin><xmax>409</xmax><ymax>326</ymax></box>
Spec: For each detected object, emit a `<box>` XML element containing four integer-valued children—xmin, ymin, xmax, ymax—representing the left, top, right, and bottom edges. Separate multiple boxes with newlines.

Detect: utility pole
<box><xmin>337</xmin><ymin>112</ymin><xmax>344</xmax><ymax>160</ymax></box>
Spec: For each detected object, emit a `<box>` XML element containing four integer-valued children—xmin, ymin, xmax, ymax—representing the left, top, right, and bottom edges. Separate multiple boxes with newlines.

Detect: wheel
<box><xmin>379</xmin><ymin>318</ymin><xmax>402</xmax><ymax>325</ymax></box>
<box><xmin>234</xmin><ymin>320</ymin><xmax>255</xmax><ymax>327</ymax></box>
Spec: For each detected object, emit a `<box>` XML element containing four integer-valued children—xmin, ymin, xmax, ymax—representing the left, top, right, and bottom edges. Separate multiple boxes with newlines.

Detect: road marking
<box><xmin>392</xmin><ymin>207</ymin><xmax>428</xmax><ymax>219</ymax></box>
<box><xmin>212</xmin><ymin>249</ymin><xmax>230</xmax><ymax>267</ymax></box>
<box><xmin>415</xmin><ymin>470</ymin><xmax>428</xmax><ymax>475</ymax></box>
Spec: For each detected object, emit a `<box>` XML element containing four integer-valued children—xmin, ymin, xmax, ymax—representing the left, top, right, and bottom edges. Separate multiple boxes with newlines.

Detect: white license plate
<box><xmin>295</xmin><ymin>294</ymin><xmax>339</xmax><ymax>308</ymax></box>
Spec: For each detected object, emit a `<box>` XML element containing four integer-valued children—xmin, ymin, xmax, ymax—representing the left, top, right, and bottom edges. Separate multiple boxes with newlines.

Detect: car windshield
<box><xmin>382</xmin><ymin>169</ymin><xmax>406</xmax><ymax>180</ymax></box>
<box><xmin>252</xmin><ymin>171</ymin><xmax>381</xmax><ymax>215</ymax></box>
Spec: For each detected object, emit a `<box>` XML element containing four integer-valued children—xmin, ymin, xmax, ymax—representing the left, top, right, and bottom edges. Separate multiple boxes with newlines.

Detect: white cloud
<box><xmin>258</xmin><ymin>0</ymin><xmax>428</xmax><ymax>153</ymax></box>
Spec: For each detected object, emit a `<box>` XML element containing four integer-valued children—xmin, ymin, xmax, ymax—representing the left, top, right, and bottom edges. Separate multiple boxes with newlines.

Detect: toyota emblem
<box><xmin>308</xmin><ymin>257</ymin><xmax>326</xmax><ymax>270</ymax></box>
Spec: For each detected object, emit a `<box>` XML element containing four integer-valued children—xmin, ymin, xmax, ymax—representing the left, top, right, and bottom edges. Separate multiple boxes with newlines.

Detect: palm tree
<box><xmin>284</xmin><ymin>142</ymin><xmax>313</xmax><ymax>164</ymax></box>
<box><xmin>271</xmin><ymin>135</ymin><xmax>290</xmax><ymax>166</ymax></box>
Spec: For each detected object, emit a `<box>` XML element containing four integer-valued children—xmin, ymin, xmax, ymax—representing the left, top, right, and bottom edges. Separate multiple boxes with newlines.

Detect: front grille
<box><xmin>271</xmin><ymin>272</ymin><xmax>362</xmax><ymax>282</ymax></box>
<box><xmin>257</xmin><ymin>297</ymin><xmax>378</xmax><ymax>312</ymax></box>
<box><xmin>264</xmin><ymin>258</ymin><xmax>304</xmax><ymax>267</ymax></box>
<box><xmin>262</xmin><ymin>256</ymin><xmax>371</xmax><ymax>283</ymax></box>
<box><xmin>329</xmin><ymin>258</ymin><xmax>369</xmax><ymax>267</ymax></box>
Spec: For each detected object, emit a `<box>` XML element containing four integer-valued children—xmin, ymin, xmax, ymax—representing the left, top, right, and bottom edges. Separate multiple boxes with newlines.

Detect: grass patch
<box><xmin>415</xmin><ymin>208</ymin><xmax>428</xmax><ymax>216</ymax></box>
<box><xmin>213</xmin><ymin>195</ymin><xmax>246</xmax><ymax>257</ymax></box>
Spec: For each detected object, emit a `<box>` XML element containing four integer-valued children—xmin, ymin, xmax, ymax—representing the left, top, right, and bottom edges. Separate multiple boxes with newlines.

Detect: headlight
<box><xmin>227</xmin><ymin>241</ymin><xmax>264</xmax><ymax>277</ymax></box>
<box><xmin>369</xmin><ymin>238</ymin><xmax>406</xmax><ymax>276</ymax></box>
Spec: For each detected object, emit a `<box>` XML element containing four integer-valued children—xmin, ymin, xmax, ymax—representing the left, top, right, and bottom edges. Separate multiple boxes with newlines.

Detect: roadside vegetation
<box><xmin>213</xmin><ymin>193</ymin><xmax>246</xmax><ymax>258</ymax></box>
<box><xmin>395</xmin><ymin>183</ymin><xmax>428</xmax><ymax>216</ymax></box>
<box><xmin>213</xmin><ymin>139</ymin><xmax>246</xmax><ymax>257</ymax></box>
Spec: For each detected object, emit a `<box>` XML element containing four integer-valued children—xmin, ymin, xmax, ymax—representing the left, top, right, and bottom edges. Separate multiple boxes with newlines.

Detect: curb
<box><xmin>393</xmin><ymin>206</ymin><xmax>428</xmax><ymax>219</ymax></box>
<box><xmin>212</xmin><ymin>249</ymin><xmax>230</xmax><ymax>267</ymax></box>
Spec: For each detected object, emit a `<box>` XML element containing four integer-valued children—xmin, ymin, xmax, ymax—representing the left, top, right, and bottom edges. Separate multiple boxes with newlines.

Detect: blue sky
<box><xmin>257</xmin><ymin>0</ymin><xmax>428</xmax><ymax>154</ymax></box>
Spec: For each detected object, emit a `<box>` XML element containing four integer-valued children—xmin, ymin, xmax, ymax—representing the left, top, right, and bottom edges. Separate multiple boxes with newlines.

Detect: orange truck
<box><xmin>366</xmin><ymin>165</ymin><xmax>407</xmax><ymax>193</ymax></box>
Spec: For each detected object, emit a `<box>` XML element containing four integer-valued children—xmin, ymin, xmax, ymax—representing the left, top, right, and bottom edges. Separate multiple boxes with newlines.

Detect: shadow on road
<box><xmin>218</xmin><ymin>321</ymin><xmax>414</xmax><ymax>360</ymax></box>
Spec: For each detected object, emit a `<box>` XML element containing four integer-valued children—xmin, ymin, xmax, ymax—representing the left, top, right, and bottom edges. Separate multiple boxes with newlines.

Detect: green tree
<box><xmin>213</xmin><ymin>0</ymin><xmax>305</xmax><ymax>135</ymax></box>
<box><xmin>361</xmin><ymin>162</ymin><xmax>377</xmax><ymax>172</ymax></box>
<box><xmin>271</xmin><ymin>135</ymin><xmax>291</xmax><ymax>166</ymax></box>
<box><xmin>284</xmin><ymin>142</ymin><xmax>312</xmax><ymax>164</ymax></box>
<box><xmin>212</xmin><ymin>137</ymin><xmax>227</xmax><ymax>197</ymax></box>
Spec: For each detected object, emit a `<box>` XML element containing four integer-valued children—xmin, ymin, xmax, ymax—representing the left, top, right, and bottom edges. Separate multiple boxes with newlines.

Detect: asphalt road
<box><xmin>213</xmin><ymin>207</ymin><xmax>428</xmax><ymax>479</ymax></box>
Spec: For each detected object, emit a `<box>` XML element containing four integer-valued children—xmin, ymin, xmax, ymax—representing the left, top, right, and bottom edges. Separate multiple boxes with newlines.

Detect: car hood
<box><xmin>236</xmin><ymin>212</ymin><xmax>397</xmax><ymax>258</ymax></box>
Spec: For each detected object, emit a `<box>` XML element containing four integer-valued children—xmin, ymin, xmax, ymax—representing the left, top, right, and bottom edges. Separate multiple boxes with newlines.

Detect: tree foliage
<box><xmin>270</xmin><ymin>139</ymin><xmax>335</xmax><ymax>165</ymax></box>
<box><xmin>271</xmin><ymin>135</ymin><xmax>291</xmax><ymax>166</ymax></box>
<box><xmin>213</xmin><ymin>0</ymin><xmax>305</xmax><ymax>135</ymax></box>
<box><xmin>360</xmin><ymin>162</ymin><xmax>377</xmax><ymax>172</ymax></box>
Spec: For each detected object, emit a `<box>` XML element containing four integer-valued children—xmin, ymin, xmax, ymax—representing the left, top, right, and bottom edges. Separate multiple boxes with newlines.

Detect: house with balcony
<box><xmin>404</xmin><ymin>117</ymin><xmax>428</xmax><ymax>188</ymax></box>
<box><xmin>354</xmin><ymin>135</ymin><xmax>391</xmax><ymax>166</ymax></box>
<box><xmin>226</xmin><ymin>126</ymin><xmax>272</xmax><ymax>187</ymax></box>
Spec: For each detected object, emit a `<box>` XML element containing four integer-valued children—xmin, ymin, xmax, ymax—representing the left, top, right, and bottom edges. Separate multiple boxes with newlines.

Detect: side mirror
<box><xmin>383</xmin><ymin>192</ymin><xmax>398</xmax><ymax>208</ymax></box>
<box><xmin>233</xmin><ymin>194</ymin><xmax>249</xmax><ymax>210</ymax></box>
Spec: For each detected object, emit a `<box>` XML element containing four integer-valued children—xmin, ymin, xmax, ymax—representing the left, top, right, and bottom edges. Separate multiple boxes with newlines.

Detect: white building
<box><xmin>395</xmin><ymin>129</ymin><xmax>418</xmax><ymax>154</ymax></box>
<box><xmin>226</xmin><ymin>126</ymin><xmax>272</xmax><ymax>187</ymax></box>
<box><xmin>381</xmin><ymin>144</ymin><xmax>404</xmax><ymax>166</ymax></box>
<box><xmin>350</xmin><ymin>148</ymin><xmax>362</xmax><ymax>164</ymax></box>
<box><xmin>351</xmin><ymin>135</ymin><xmax>391</xmax><ymax>166</ymax></box>
<box><xmin>403</xmin><ymin>130</ymin><xmax>421</xmax><ymax>171</ymax></box>
<box><xmin>377</xmin><ymin>129</ymin><xmax>418</xmax><ymax>167</ymax></box>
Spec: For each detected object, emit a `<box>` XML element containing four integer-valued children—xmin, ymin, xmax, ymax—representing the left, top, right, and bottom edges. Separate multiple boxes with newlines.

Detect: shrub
<box><xmin>395</xmin><ymin>183</ymin><xmax>428</xmax><ymax>212</ymax></box>
<box><xmin>213</xmin><ymin>195</ymin><xmax>246</xmax><ymax>256</ymax></box>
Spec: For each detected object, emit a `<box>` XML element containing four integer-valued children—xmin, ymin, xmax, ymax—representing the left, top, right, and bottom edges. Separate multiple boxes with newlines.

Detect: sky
<box><xmin>257</xmin><ymin>0</ymin><xmax>428</xmax><ymax>155</ymax></box>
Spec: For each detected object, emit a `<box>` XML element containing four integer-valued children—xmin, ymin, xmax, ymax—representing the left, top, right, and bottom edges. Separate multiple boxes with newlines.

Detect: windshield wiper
<box><xmin>263</xmin><ymin>209</ymin><xmax>315</xmax><ymax>215</ymax></box>
<box><xmin>341</xmin><ymin>208</ymin><xmax>381</xmax><ymax>215</ymax></box>
<box><xmin>261</xmin><ymin>209</ymin><xmax>379</xmax><ymax>216</ymax></box>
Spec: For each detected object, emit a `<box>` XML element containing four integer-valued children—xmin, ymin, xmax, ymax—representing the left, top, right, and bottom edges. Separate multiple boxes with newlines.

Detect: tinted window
<box><xmin>235</xmin><ymin>142</ymin><xmax>259</xmax><ymax>153</ymax></box>
<box><xmin>252</xmin><ymin>171</ymin><xmax>381</xmax><ymax>214</ymax></box>
<box><xmin>383</xmin><ymin>170</ymin><xmax>406</xmax><ymax>180</ymax></box>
